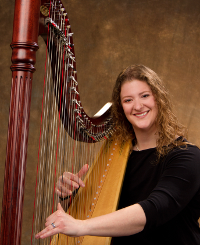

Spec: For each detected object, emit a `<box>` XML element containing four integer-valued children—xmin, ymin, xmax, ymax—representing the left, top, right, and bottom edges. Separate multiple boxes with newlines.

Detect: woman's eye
<box><xmin>142</xmin><ymin>94</ymin><xmax>149</xmax><ymax>98</ymax></box>
<box><xmin>125</xmin><ymin>99</ymin><xmax>131</xmax><ymax>103</ymax></box>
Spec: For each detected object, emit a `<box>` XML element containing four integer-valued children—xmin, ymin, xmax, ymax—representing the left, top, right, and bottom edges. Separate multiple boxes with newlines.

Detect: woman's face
<box><xmin>120</xmin><ymin>79</ymin><xmax>158</xmax><ymax>135</ymax></box>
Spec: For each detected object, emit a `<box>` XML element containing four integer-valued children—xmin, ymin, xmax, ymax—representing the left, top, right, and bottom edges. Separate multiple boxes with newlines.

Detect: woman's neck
<box><xmin>133</xmin><ymin>129</ymin><xmax>159</xmax><ymax>151</ymax></box>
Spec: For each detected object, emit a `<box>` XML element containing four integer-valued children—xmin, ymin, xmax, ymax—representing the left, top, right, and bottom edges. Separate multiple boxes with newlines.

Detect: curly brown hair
<box><xmin>111</xmin><ymin>64</ymin><xmax>188</xmax><ymax>159</ymax></box>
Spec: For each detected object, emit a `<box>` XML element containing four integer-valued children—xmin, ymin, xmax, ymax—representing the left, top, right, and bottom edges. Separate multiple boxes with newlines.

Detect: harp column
<box><xmin>0</xmin><ymin>0</ymin><xmax>41</xmax><ymax>245</ymax></box>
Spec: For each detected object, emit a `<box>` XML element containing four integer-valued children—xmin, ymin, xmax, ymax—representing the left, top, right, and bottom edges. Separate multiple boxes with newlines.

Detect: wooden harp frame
<box><xmin>0</xmin><ymin>1</ymin><xmax>130</xmax><ymax>244</ymax></box>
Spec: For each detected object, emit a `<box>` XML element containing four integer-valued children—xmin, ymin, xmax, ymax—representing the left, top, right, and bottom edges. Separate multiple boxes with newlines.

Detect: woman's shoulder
<box><xmin>161</xmin><ymin>141</ymin><xmax>200</xmax><ymax>190</ymax></box>
<box><xmin>169</xmin><ymin>137</ymin><xmax>200</xmax><ymax>152</ymax></box>
<box><xmin>174</xmin><ymin>137</ymin><xmax>200</xmax><ymax>154</ymax></box>
<box><xmin>165</xmin><ymin>140</ymin><xmax>200</xmax><ymax>169</ymax></box>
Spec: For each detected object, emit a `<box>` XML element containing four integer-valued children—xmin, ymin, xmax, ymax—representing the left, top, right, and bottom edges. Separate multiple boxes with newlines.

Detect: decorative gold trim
<box><xmin>40</xmin><ymin>5</ymin><xmax>49</xmax><ymax>17</ymax></box>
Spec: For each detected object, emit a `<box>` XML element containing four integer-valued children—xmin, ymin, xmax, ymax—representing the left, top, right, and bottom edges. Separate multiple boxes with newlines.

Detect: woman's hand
<box><xmin>35</xmin><ymin>203</ymin><xmax>85</xmax><ymax>239</ymax></box>
<box><xmin>56</xmin><ymin>164</ymin><xmax>89</xmax><ymax>197</ymax></box>
<box><xmin>35</xmin><ymin>203</ymin><xmax>146</xmax><ymax>239</ymax></box>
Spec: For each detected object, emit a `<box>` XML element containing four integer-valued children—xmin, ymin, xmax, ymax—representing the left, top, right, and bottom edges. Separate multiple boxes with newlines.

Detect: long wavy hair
<box><xmin>111</xmin><ymin>64</ymin><xmax>188</xmax><ymax>159</ymax></box>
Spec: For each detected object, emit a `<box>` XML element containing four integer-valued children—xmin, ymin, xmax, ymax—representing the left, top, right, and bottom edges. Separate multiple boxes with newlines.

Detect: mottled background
<box><xmin>1</xmin><ymin>0</ymin><xmax>200</xmax><ymax>244</ymax></box>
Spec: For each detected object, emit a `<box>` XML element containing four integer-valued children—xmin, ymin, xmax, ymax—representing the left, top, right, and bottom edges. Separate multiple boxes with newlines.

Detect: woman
<box><xmin>35</xmin><ymin>65</ymin><xmax>200</xmax><ymax>244</ymax></box>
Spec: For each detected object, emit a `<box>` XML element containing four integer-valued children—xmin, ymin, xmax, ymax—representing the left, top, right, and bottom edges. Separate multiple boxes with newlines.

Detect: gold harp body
<box><xmin>52</xmin><ymin>139</ymin><xmax>131</xmax><ymax>245</ymax></box>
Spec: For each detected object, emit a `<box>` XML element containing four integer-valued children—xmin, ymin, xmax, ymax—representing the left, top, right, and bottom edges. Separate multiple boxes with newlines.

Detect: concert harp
<box><xmin>0</xmin><ymin>0</ymin><xmax>131</xmax><ymax>244</ymax></box>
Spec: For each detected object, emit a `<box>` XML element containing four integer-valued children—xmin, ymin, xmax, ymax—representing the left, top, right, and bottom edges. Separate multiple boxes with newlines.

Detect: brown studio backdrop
<box><xmin>0</xmin><ymin>0</ymin><xmax>200</xmax><ymax>244</ymax></box>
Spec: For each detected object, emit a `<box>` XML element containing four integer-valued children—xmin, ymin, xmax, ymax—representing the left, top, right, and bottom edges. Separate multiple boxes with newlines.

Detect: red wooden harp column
<box><xmin>0</xmin><ymin>0</ymin><xmax>41</xmax><ymax>244</ymax></box>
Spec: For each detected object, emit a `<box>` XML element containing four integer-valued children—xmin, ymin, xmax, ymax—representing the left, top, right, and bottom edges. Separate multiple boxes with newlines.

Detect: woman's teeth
<box><xmin>135</xmin><ymin>111</ymin><xmax>148</xmax><ymax>117</ymax></box>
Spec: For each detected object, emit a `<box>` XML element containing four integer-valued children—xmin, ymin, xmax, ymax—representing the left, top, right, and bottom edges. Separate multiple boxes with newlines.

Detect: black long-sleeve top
<box><xmin>113</xmin><ymin>141</ymin><xmax>200</xmax><ymax>244</ymax></box>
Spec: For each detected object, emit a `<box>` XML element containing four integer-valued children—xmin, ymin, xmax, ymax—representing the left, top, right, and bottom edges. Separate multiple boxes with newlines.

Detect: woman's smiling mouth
<box><xmin>134</xmin><ymin>111</ymin><xmax>149</xmax><ymax>117</ymax></box>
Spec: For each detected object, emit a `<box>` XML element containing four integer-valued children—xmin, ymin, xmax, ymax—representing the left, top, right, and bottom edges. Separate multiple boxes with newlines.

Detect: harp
<box><xmin>0</xmin><ymin>0</ymin><xmax>131</xmax><ymax>244</ymax></box>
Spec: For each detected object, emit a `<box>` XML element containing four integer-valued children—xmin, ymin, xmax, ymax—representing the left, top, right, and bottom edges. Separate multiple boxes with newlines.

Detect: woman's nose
<box><xmin>134</xmin><ymin>99</ymin><xmax>143</xmax><ymax>110</ymax></box>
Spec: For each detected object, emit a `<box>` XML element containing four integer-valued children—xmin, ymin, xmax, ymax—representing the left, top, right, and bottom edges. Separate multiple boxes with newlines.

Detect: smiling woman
<box><xmin>120</xmin><ymin>79</ymin><xmax>158</xmax><ymax>147</ymax></box>
<box><xmin>112</xmin><ymin>65</ymin><xmax>188</xmax><ymax>159</ymax></box>
<box><xmin>36</xmin><ymin>65</ymin><xmax>200</xmax><ymax>245</ymax></box>
<box><xmin>1</xmin><ymin>1</ymin><xmax>200</xmax><ymax>244</ymax></box>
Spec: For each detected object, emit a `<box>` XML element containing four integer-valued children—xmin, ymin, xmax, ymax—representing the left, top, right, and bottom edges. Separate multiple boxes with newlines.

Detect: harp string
<box><xmin>32</xmin><ymin>1</ymin><xmax>53</xmax><ymax>243</ymax></box>
<box><xmin>31</xmin><ymin>8</ymin><xmax>50</xmax><ymax>242</ymax></box>
<box><xmin>32</xmin><ymin>1</ymin><xmax>110</xmax><ymax>244</ymax></box>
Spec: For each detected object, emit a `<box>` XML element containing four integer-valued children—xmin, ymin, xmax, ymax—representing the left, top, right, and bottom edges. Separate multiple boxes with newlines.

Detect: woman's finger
<box><xmin>60</xmin><ymin>175</ymin><xmax>81</xmax><ymax>188</ymax></box>
<box><xmin>35</xmin><ymin>219</ymin><xmax>56</xmax><ymax>239</ymax></box>
<box><xmin>56</xmin><ymin>187</ymin><xmax>72</xmax><ymax>197</ymax></box>
<box><xmin>56</xmin><ymin>164</ymin><xmax>89</xmax><ymax>198</ymax></box>
<box><xmin>62</xmin><ymin>172</ymin><xmax>85</xmax><ymax>187</ymax></box>
<box><xmin>45</xmin><ymin>204</ymin><xmax>64</xmax><ymax>225</ymax></box>
<box><xmin>36</xmin><ymin>203</ymin><xmax>66</xmax><ymax>239</ymax></box>
<box><xmin>76</xmin><ymin>164</ymin><xmax>89</xmax><ymax>179</ymax></box>
<box><xmin>35</xmin><ymin>223</ymin><xmax>59</xmax><ymax>239</ymax></box>
<box><xmin>56</xmin><ymin>177</ymin><xmax>80</xmax><ymax>197</ymax></box>
<box><xmin>56</xmin><ymin>179</ymin><xmax>78</xmax><ymax>192</ymax></box>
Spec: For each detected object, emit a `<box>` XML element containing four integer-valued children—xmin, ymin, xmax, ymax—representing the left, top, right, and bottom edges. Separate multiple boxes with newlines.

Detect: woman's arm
<box><xmin>83</xmin><ymin>203</ymin><xmax>146</xmax><ymax>237</ymax></box>
<box><xmin>35</xmin><ymin>202</ymin><xmax>146</xmax><ymax>239</ymax></box>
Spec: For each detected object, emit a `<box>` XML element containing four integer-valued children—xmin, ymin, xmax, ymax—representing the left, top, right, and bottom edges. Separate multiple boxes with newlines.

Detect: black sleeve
<box><xmin>138</xmin><ymin>145</ymin><xmax>200</xmax><ymax>230</ymax></box>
